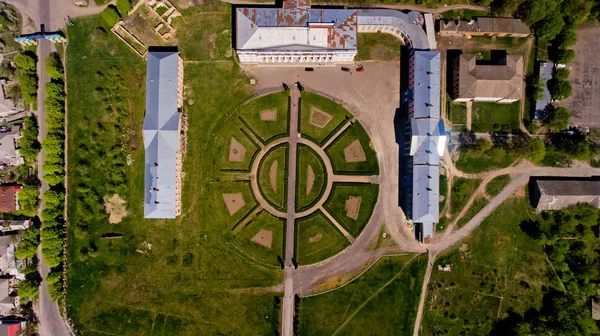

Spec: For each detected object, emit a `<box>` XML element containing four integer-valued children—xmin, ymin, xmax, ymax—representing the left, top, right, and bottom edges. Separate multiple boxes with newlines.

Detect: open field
<box><xmin>296</xmin><ymin>144</ymin><xmax>327</xmax><ymax>212</ymax></box>
<box><xmin>559</xmin><ymin>25</ymin><xmax>600</xmax><ymax>128</ymax></box>
<box><xmin>257</xmin><ymin>144</ymin><xmax>288</xmax><ymax>211</ymax></box>
<box><xmin>486</xmin><ymin>174</ymin><xmax>511</xmax><ymax>197</ymax></box>
<box><xmin>66</xmin><ymin>12</ymin><xmax>283</xmax><ymax>335</ymax></box>
<box><xmin>296</xmin><ymin>210</ymin><xmax>349</xmax><ymax>265</ymax></box>
<box><xmin>423</xmin><ymin>197</ymin><xmax>549</xmax><ymax>335</ymax></box>
<box><xmin>209</xmin><ymin>181</ymin><xmax>258</xmax><ymax>228</ymax></box>
<box><xmin>299</xmin><ymin>91</ymin><xmax>351</xmax><ymax>146</ymax></box>
<box><xmin>456</xmin><ymin>198</ymin><xmax>489</xmax><ymax>228</ymax></box>
<box><xmin>299</xmin><ymin>254</ymin><xmax>426</xmax><ymax>336</ymax></box>
<box><xmin>238</xmin><ymin>91</ymin><xmax>290</xmax><ymax>144</ymax></box>
<box><xmin>324</xmin><ymin>183</ymin><xmax>379</xmax><ymax>237</ymax></box>
<box><xmin>450</xmin><ymin>178</ymin><xmax>480</xmax><ymax>216</ymax></box>
<box><xmin>471</xmin><ymin>102</ymin><xmax>521</xmax><ymax>132</ymax></box>
<box><xmin>355</xmin><ymin>32</ymin><xmax>402</xmax><ymax>61</ymax></box>
<box><xmin>455</xmin><ymin>148</ymin><xmax>517</xmax><ymax>173</ymax></box>
<box><xmin>220</xmin><ymin>123</ymin><xmax>260</xmax><ymax>171</ymax></box>
<box><xmin>233</xmin><ymin>210</ymin><xmax>284</xmax><ymax>267</ymax></box>
<box><xmin>325</xmin><ymin>122</ymin><xmax>379</xmax><ymax>175</ymax></box>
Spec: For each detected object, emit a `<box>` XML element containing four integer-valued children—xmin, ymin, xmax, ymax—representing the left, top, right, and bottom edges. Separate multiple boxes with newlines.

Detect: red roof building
<box><xmin>0</xmin><ymin>186</ymin><xmax>19</xmax><ymax>212</ymax></box>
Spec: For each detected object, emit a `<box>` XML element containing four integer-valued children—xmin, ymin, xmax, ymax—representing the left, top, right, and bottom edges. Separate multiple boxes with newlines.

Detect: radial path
<box><xmin>281</xmin><ymin>88</ymin><xmax>300</xmax><ymax>336</ymax></box>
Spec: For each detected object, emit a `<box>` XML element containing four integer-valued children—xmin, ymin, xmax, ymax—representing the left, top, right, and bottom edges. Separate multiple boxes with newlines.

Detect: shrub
<box><xmin>555</xmin><ymin>49</ymin><xmax>576</xmax><ymax>64</ymax></box>
<box><xmin>554</xmin><ymin>68</ymin><xmax>570</xmax><ymax>81</ymax></box>
<box><xmin>18</xmin><ymin>72</ymin><xmax>37</xmax><ymax>105</ymax></box>
<box><xmin>101</xmin><ymin>6</ymin><xmax>121</xmax><ymax>27</ymax></box>
<box><xmin>116</xmin><ymin>0</ymin><xmax>132</xmax><ymax>17</ymax></box>
<box><xmin>14</xmin><ymin>54</ymin><xmax>36</xmax><ymax>72</ymax></box>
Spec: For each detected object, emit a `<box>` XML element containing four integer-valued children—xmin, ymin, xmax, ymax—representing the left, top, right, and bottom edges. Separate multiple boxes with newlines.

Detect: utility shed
<box><xmin>143</xmin><ymin>50</ymin><xmax>182</xmax><ymax>219</ymax></box>
<box><xmin>530</xmin><ymin>178</ymin><xmax>600</xmax><ymax>211</ymax></box>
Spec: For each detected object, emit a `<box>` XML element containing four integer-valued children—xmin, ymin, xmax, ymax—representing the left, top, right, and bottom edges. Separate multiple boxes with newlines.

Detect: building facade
<box><xmin>439</xmin><ymin>17</ymin><xmax>530</xmax><ymax>38</ymax></box>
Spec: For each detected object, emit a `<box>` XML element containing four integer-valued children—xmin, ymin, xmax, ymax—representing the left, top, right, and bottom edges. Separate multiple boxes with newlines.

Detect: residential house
<box><xmin>0</xmin><ymin>220</ymin><xmax>30</xmax><ymax>232</ymax></box>
<box><xmin>439</xmin><ymin>17</ymin><xmax>530</xmax><ymax>38</ymax></box>
<box><xmin>451</xmin><ymin>53</ymin><xmax>524</xmax><ymax>103</ymax></box>
<box><xmin>530</xmin><ymin>178</ymin><xmax>600</xmax><ymax>211</ymax></box>
<box><xmin>0</xmin><ymin>186</ymin><xmax>19</xmax><ymax>212</ymax></box>
<box><xmin>0</xmin><ymin>80</ymin><xmax>22</xmax><ymax>118</ymax></box>
<box><xmin>0</xmin><ymin>126</ymin><xmax>23</xmax><ymax>168</ymax></box>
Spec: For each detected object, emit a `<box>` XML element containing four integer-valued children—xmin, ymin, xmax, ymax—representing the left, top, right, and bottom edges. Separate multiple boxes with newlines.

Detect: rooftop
<box><xmin>457</xmin><ymin>54</ymin><xmax>523</xmax><ymax>100</ymax></box>
<box><xmin>0</xmin><ymin>186</ymin><xmax>18</xmax><ymax>212</ymax></box>
<box><xmin>537</xmin><ymin>179</ymin><xmax>600</xmax><ymax>196</ymax></box>
<box><xmin>440</xmin><ymin>17</ymin><xmax>530</xmax><ymax>35</ymax></box>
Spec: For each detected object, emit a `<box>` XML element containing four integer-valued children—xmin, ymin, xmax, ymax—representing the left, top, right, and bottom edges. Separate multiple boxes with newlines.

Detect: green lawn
<box><xmin>423</xmin><ymin>197</ymin><xmax>548</xmax><ymax>335</ymax></box>
<box><xmin>238</xmin><ymin>91</ymin><xmax>290</xmax><ymax>144</ymax></box>
<box><xmin>323</xmin><ymin>183</ymin><xmax>379</xmax><ymax>238</ymax></box>
<box><xmin>355</xmin><ymin>32</ymin><xmax>402</xmax><ymax>61</ymax></box>
<box><xmin>209</xmin><ymin>181</ymin><xmax>258</xmax><ymax>229</ymax></box>
<box><xmin>299</xmin><ymin>254</ymin><xmax>427</xmax><ymax>336</ymax></box>
<box><xmin>299</xmin><ymin>91</ymin><xmax>351</xmax><ymax>146</ymax></box>
<box><xmin>456</xmin><ymin>147</ymin><xmax>517</xmax><ymax>173</ymax></box>
<box><xmin>219</xmin><ymin>121</ymin><xmax>260</xmax><ymax>172</ymax></box>
<box><xmin>296</xmin><ymin>210</ymin><xmax>350</xmax><ymax>265</ymax></box>
<box><xmin>233</xmin><ymin>210</ymin><xmax>284</xmax><ymax>267</ymax></box>
<box><xmin>66</xmin><ymin>12</ymin><xmax>283</xmax><ymax>335</ymax></box>
<box><xmin>471</xmin><ymin>102</ymin><xmax>520</xmax><ymax>132</ymax></box>
<box><xmin>450</xmin><ymin>178</ymin><xmax>480</xmax><ymax>216</ymax></box>
<box><xmin>439</xmin><ymin>9</ymin><xmax>488</xmax><ymax>21</ymax></box>
<box><xmin>486</xmin><ymin>174</ymin><xmax>511</xmax><ymax>197</ymax></box>
<box><xmin>439</xmin><ymin>175</ymin><xmax>448</xmax><ymax>214</ymax></box>
<box><xmin>296</xmin><ymin>144</ymin><xmax>327</xmax><ymax>212</ymax></box>
<box><xmin>456</xmin><ymin>198</ymin><xmax>489</xmax><ymax>228</ymax></box>
<box><xmin>257</xmin><ymin>144</ymin><xmax>288</xmax><ymax>211</ymax></box>
<box><xmin>450</xmin><ymin>103</ymin><xmax>467</xmax><ymax>125</ymax></box>
<box><xmin>325</xmin><ymin>122</ymin><xmax>379</xmax><ymax>175</ymax></box>
<box><xmin>173</xmin><ymin>6</ymin><xmax>233</xmax><ymax>61</ymax></box>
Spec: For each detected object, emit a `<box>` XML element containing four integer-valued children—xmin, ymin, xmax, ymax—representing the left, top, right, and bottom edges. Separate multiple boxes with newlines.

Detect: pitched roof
<box><xmin>0</xmin><ymin>186</ymin><xmax>17</xmax><ymax>212</ymax></box>
<box><xmin>357</xmin><ymin>9</ymin><xmax>432</xmax><ymax>50</ymax></box>
<box><xmin>236</xmin><ymin>5</ymin><xmax>357</xmax><ymax>50</ymax></box>
<box><xmin>537</xmin><ymin>179</ymin><xmax>600</xmax><ymax>196</ymax></box>
<box><xmin>440</xmin><ymin>17</ymin><xmax>530</xmax><ymax>35</ymax></box>
<box><xmin>413</xmin><ymin>51</ymin><xmax>441</xmax><ymax>119</ymax></box>
<box><xmin>457</xmin><ymin>54</ymin><xmax>523</xmax><ymax>100</ymax></box>
<box><xmin>143</xmin><ymin>51</ymin><xmax>180</xmax><ymax>219</ymax></box>
<box><xmin>412</xmin><ymin>165</ymin><xmax>440</xmax><ymax>224</ymax></box>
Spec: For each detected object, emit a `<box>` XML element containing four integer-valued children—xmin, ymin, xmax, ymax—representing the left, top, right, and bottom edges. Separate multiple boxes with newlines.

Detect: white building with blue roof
<box><xmin>143</xmin><ymin>49</ymin><xmax>184</xmax><ymax>219</ymax></box>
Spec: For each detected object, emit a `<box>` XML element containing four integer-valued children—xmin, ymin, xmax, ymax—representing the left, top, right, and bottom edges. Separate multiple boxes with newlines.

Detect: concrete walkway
<box><xmin>466</xmin><ymin>100</ymin><xmax>472</xmax><ymax>131</ymax></box>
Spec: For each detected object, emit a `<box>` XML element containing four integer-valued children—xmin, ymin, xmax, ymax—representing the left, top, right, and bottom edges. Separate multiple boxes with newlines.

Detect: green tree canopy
<box><xmin>549</xmin><ymin>78</ymin><xmax>573</xmax><ymax>100</ymax></box>
<box><xmin>116</xmin><ymin>0</ymin><xmax>132</xmax><ymax>17</ymax></box>
<box><xmin>18</xmin><ymin>185</ymin><xmax>38</xmax><ymax>216</ymax></box>
<box><xmin>18</xmin><ymin>279</ymin><xmax>40</xmax><ymax>301</ymax></box>
<box><xmin>555</xmin><ymin>49</ymin><xmax>576</xmax><ymax>64</ymax></box>
<box><xmin>554</xmin><ymin>68</ymin><xmax>570</xmax><ymax>81</ymax></box>
<box><xmin>526</xmin><ymin>137</ymin><xmax>546</xmax><ymax>163</ymax></box>
<box><xmin>19</xmin><ymin>72</ymin><xmax>37</xmax><ymax>105</ymax></box>
<box><xmin>45</xmin><ymin>54</ymin><xmax>63</xmax><ymax>80</ymax></box>
<box><xmin>545</xmin><ymin>106</ymin><xmax>571</xmax><ymax>131</ymax></box>
<box><xmin>535</xmin><ymin>11</ymin><xmax>565</xmax><ymax>40</ymax></box>
<box><xmin>14</xmin><ymin>54</ymin><xmax>36</xmax><ymax>72</ymax></box>
<box><xmin>101</xmin><ymin>6</ymin><xmax>121</xmax><ymax>27</ymax></box>
<box><xmin>19</xmin><ymin>117</ymin><xmax>40</xmax><ymax>161</ymax></box>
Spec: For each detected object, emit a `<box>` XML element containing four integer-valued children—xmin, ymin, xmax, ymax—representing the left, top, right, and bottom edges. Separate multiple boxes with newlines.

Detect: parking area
<box><xmin>560</xmin><ymin>25</ymin><xmax>600</xmax><ymax>129</ymax></box>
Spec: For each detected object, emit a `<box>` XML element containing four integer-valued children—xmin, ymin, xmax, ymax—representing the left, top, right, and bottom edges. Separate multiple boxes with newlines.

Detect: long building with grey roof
<box><xmin>530</xmin><ymin>178</ymin><xmax>600</xmax><ymax>211</ymax></box>
<box><xmin>143</xmin><ymin>49</ymin><xmax>184</xmax><ymax>219</ymax></box>
<box><xmin>407</xmin><ymin>51</ymin><xmax>446</xmax><ymax>244</ymax></box>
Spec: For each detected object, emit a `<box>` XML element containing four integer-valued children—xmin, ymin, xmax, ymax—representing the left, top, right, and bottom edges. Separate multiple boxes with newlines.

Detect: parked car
<box><xmin>304</xmin><ymin>67</ymin><xmax>314</xmax><ymax>72</ymax></box>
<box><xmin>356</xmin><ymin>67</ymin><xmax>364</xmax><ymax>72</ymax></box>
<box><xmin>341</xmin><ymin>67</ymin><xmax>351</xmax><ymax>72</ymax></box>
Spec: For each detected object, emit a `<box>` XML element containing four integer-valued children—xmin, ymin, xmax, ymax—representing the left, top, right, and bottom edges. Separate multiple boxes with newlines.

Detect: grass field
<box><xmin>423</xmin><ymin>197</ymin><xmax>548</xmax><ymax>335</ymax></box>
<box><xmin>471</xmin><ymin>102</ymin><xmax>521</xmax><ymax>132</ymax></box>
<box><xmin>66</xmin><ymin>12</ymin><xmax>283</xmax><ymax>335</ymax></box>
<box><xmin>486</xmin><ymin>174</ymin><xmax>511</xmax><ymax>197</ymax></box>
<box><xmin>455</xmin><ymin>148</ymin><xmax>517</xmax><ymax>173</ymax></box>
<box><xmin>219</xmin><ymin>122</ymin><xmax>260</xmax><ymax>172</ymax></box>
<box><xmin>450</xmin><ymin>103</ymin><xmax>467</xmax><ymax>125</ymax></box>
<box><xmin>355</xmin><ymin>32</ymin><xmax>402</xmax><ymax>61</ymax></box>
<box><xmin>257</xmin><ymin>144</ymin><xmax>288</xmax><ymax>211</ymax></box>
<box><xmin>296</xmin><ymin>144</ymin><xmax>327</xmax><ymax>212</ymax></box>
<box><xmin>209</xmin><ymin>181</ymin><xmax>258</xmax><ymax>228</ymax></box>
<box><xmin>324</xmin><ymin>183</ymin><xmax>379</xmax><ymax>237</ymax></box>
<box><xmin>325</xmin><ymin>122</ymin><xmax>379</xmax><ymax>175</ymax></box>
<box><xmin>233</xmin><ymin>210</ymin><xmax>284</xmax><ymax>267</ymax></box>
<box><xmin>450</xmin><ymin>178</ymin><xmax>481</xmax><ymax>216</ymax></box>
<box><xmin>299</xmin><ymin>91</ymin><xmax>351</xmax><ymax>146</ymax></box>
<box><xmin>299</xmin><ymin>254</ymin><xmax>427</xmax><ymax>336</ymax></box>
<box><xmin>296</xmin><ymin>210</ymin><xmax>350</xmax><ymax>265</ymax></box>
<box><xmin>439</xmin><ymin>175</ymin><xmax>448</xmax><ymax>214</ymax></box>
<box><xmin>456</xmin><ymin>198</ymin><xmax>489</xmax><ymax>228</ymax></box>
<box><xmin>238</xmin><ymin>91</ymin><xmax>290</xmax><ymax>144</ymax></box>
<box><xmin>439</xmin><ymin>9</ymin><xmax>488</xmax><ymax>20</ymax></box>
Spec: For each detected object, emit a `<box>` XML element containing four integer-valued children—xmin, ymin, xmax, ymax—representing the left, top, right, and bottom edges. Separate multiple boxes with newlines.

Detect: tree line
<box><xmin>13</xmin><ymin>52</ymin><xmax>37</xmax><ymax>106</ymax></box>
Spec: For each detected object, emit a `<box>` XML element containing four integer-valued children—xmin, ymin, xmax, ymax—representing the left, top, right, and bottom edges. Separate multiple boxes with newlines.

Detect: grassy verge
<box><xmin>439</xmin><ymin>9</ymin><xmax>488</xmax><ymax>20</ymax></box>
<box><xmin>423</xmin><ymin>197</ymin><xmax>548</xmax><ymax>335</ymax></box>
<box><xmin>450</xmin><ymin>178</ymin><xmax>480</xmax><ymax>216</ymax></box>
<box><xmin>299</xmin><ymin>91</ymin><xmax>351</xmax><ymax>146</ymax></box>
<box><xmin>66</xmin><ymin>12</ymin><xmax>283</xmax><ymax>335</ymax></box>
<box><xmin>296</xmin><ymin>144</ymin><xmax>327</xmax><ymax>212</ymax></box>
<box><xmin>355</xmin><ymin>32</ymin><xmax>402</xmax><ymax>61</ymax></box>
<box><xmin>455</xmin><ymin>148</ymin><xmax>517</xmax><ymax>173</ymax></box>
<box><xmin>439</xmin><ymin>175</ymin><xmax>448</xmax><ymax>214</ymax></box>
<box><xmin>299</xmin><ymin>254</ymin><xmax>426</xmax><ymax>335</ymax></box>
<box><xmin>238</xmin><ymin>91</ymin><xmax>290</xmax><ymax>144</ymax></box>
<box><xmin>323</xmin><ymin>183</ymin><xmax>379</xmax><ymax>237</ymax></box>
<box><xmin>325</xmin><ymin>122</ymin><xmax>379</xmax><ymax>175</ymax></box>
<box><xmin>296</xmin><ymin>210</ymin><xmax>349</xmax><ymax>265</ymax></box>
<box><xmin>472</xmin><ymin>102</ymin><xmax>520</xmax><ymax>132</ymax></box>
<box><xmin>233</xmin><ymin>210</ymin><xmax>284</xmax><ymax>267</ymax></box>
<box><xmin>486</xmin><ymin>175</ymin><xmax>511</xmax><ymax>197</ymax></box>
<box><xmin>450</xmin><ymin>103</ymin><xmax>467</xmax><ymax>125</ymax></box>
<box><xmin>257</xmin><ymin>143</ymin><xmax>288</xmax><ymax>211</ymax></box>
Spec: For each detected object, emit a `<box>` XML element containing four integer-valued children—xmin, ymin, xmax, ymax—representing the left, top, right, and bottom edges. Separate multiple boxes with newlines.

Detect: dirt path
<box><xmin>466</xmin><ymin>100</ymin><xmax>472</xmax><ymax>131</ymax></box>
<box><xmin>413</xmin><ymin>251</ymin><xmax>434</xmax><ymax>336</ymax></box>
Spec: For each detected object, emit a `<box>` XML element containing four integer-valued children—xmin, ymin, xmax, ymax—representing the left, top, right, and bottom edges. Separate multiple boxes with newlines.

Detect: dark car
<box><xmin>304</xmin><ymin>67</ymin><xmax>314</xmax><ymax>72</ymax></box>
<box><xmin>341</xmin><ymin>67</ymin><xmax>351</xmax><ymax>72</ymax></box>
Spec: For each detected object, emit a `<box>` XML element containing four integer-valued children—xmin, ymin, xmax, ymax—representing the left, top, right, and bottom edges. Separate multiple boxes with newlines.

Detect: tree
<box><xmin>18</xmin><ymin>185</ymin><xmax>38</xmax><ymax>216</ymax></box>
<box><xmin>41</xmin><ymin>133</ymin><xmax>64</xmax><ymax>157</ymax></box>
<box><xmin>18</xmin><ymin>279</ymin><xmax>40</xmax><ymax>301</ymax></box>
<box><xmin>101</xmin><ymin>6</ymin><xmax>121</xmax><ymax>27</ymax></box>
<box><xmin>555</xmin><ymin>49</ymin><xmax>576</xmax><ymax>64</ymax></box>
<box><xmin>553</xmin><ymin>26</ymin><xmax>578</xmax><ymax>49</ymax></box>
<box><xmin>44</xmin><ymin>82</ymin><xmax>65</xmax><ymax>98</ymax></box>
<box><xmin>19</xmin><ymin>117</ymin><xmax>40</xmax><ymax>161</ymax></box>
<box><xmin>18</xmin><ymin>72</ymin><xmax>37</xmax><ymax>105</ymax></box>
<box><xmin>43</xmin><ymin>173</ymin><xmax>64</xmax><ymax>187</ymax></box>
<box><xmin>520</xmin><ymin>0</ymin><xmax>558</xmax><ymax>25</ymax></box>
<box><xmin>15</xmin><ymin>227</ymin><xmax>40</xmax><ymax>260</ymax></box>
<box><xmin>14</xmin><ymin>54</ymin><xmax>36</xmax><ymax>72</ymax></box>
<box><xmin>549</xmin><ymin>78</ymin><xmax>573</xmax><ymax>100</ymax></box>
<box><xmin>554</xmin><ymin>68</ymin><xmax>570</xmax><ymax>81</ymax></box>
<box><xmin>545</xmin><ymin>106</ymin><xmax>571</xmax><ymax>131</ymax></box>
<box><xmin>45</xmin><ymin>54</ymin><xmax>63</xmax><ymax>80</ymax></box>
<box><xmin>42</xmin><ymin>190</ymin><xmax>64</xmax><ymax>210</ymax></box>
<box><xmin>526</xmin><ymin>138</ymin><xmax>546</xmax><ymax>163</ymax></box>
<box><xmin>116</xmin><ymin>0</ymin><xmax>132</xmax><ymax>17</ymax></box>
<box><xmin>535</xmin><ymin>11</ymin><xmax>565</xmax><ymax>40</ymax></box>
<box><xmin>46</xmin><ymin>271</ymin><xmax>61</xmax><ymax>285</ymax></box>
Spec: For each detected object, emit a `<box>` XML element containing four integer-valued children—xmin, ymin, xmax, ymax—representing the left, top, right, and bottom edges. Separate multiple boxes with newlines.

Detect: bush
<box><xmin>19</xmin><ymin>72</ymin><xmax>37</xmax><ymax>105</ymax></box>
<box><xmin>555</xmin><ymin>49</ymin><xmax>576</xmax><ymax>64</ymax></box>
<box><xmin>116</xmin><ymin>0</ymin><xmax>132</xmax><ymax>16</ymax></box>
<box><xmin>101</xmin><ymin>6</ymin><xmax>121</xmax><ymax>27</ymax></box>
<box><xmin>548</xmin><ymin>78</ymin><xmax>572</xmax><ymax>100</ymax></box>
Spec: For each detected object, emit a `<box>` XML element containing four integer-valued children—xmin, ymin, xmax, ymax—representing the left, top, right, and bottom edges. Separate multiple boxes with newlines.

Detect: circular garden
<box><xmin>209</xmin><ymin>90</ymin><xmax>381</xmax><ymax>267</ymax></box>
